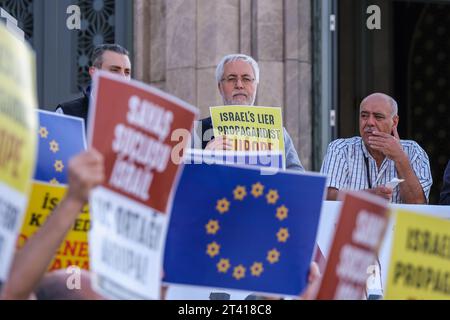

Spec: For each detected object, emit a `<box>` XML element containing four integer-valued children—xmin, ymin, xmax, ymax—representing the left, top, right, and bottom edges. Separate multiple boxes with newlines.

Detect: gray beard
<box><xmin>222</xmin><ymin>96</ymin><xmax>256</xmax><ymax>106</ymax></box>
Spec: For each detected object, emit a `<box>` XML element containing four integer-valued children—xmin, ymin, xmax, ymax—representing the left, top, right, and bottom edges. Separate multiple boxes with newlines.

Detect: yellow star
<box><xmin>49</xmin><ymin>140</ymin><xmax>59</xmax><ymax>153</ymax></box>
<box><xmin>251</xmin><ymin>182</ymin><xmax>264</xmax><ymax>198</ymax></box>
<box><xmin>39</xmin><ymin>126</ymin><xmax>48</xmax><ymax>138</ymax></box>
<box><xmin>217</xmin><ymin>258</ymin><xmax>231</xmax><ymax>273</ymax></box>
<box><xmin>267</xmin><ymin>248</ymin><xmax>280</xmax><ymax>264</ymax></box>
<box><xmin>276</xmin><ymin>205</ymin><xmax>288</xmax><ymax>221</ymax></box>
<box><xmin>205</xmin><ymin>219</ymin><xmax>220</xmax><ymax>235</ymax></box>
<box><xmin>216</xmin><ymin>198</ymin><xmax>230</xmax><ymax>214</ymax></box>
<box><xmin>206</xmin><ymin>242</ymin><xmax>220</xmax><ymax>258</ymax></box>
<box><xmin>266</xmin><ymin>189</ymin><xmax>279</xmax><ymax>204</ymax></box>
<box><xmin>276</xmin><ymin>228</ymin><xmax>290</xmax><ymax>243</ymax></box>
<box><xmin>233</xmin><ymin>185</ymin><xmax>247</xmax><ymax>201</ymax></box>
<box><xmin>49</xmin><ymin>178</ymin><xmax>59</xmax><ymax>185</ymax></box>
<box><xmin>54</xmin><ymin>160</ymin><xmax>64</xmax><ymax>172</ymax></box>
<box><xmin>233</xmin><ymin>265</ymin><xmax>246</xmax><ymax>280</ymax></box>
<box><xmin>250</xmin><ymin>262</ymin><xmax>264</xmax><ymax>277</ymax></box>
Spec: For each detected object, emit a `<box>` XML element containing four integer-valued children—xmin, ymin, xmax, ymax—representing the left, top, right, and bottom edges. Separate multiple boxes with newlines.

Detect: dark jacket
<box><xmin>55</xmin><ymin>86</ymin><xmax>90</xmax><ymax>125</ymax></box>
<box><xmin>199</xmin><ymin>117</ymin><xmax>215</xmax><ymax>149</ymax></box>
<box><xmin>440</xmin><ymin>160</ymin><xmax>450</xmax><ymax>205</ymax></box>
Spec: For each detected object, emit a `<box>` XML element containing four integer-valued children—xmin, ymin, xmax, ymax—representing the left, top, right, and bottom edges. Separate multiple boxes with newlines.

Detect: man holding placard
<box><xmin>196</xmin><ymin>54</ymin><xmax>304</xmax><ymax>171</ymax></box>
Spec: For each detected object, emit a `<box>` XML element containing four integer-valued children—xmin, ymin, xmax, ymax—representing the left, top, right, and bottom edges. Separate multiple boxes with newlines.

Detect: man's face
<box><xmin>359</xmin><ymin>95</ymin><xmax>399</xmax><ymax>146</ymax></box>
<box><xmin>218</xmin><ymin>60</ymin><xmax>257</xmax><ymax>106</ymax></box>
<box><xmin>90</xmin><ymin>50</ymin><xmax>131</xmax><ymax>79</ymax></box>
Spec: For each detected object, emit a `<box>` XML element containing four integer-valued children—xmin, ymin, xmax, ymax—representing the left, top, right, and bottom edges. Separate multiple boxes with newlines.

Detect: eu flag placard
<box><xmin>35</xmin><ymin>110</ymin><xmax>86</xmax><ymax>184</ymax></box>
<box><xmin>164</xmin><ymin>163</ymin><xmax>327</xmax><ymax>297</ymax></box>
<box><xmin>19</xmin><ymin>110</ymin><xmax>89</xmax><ymax>272</ymax></box>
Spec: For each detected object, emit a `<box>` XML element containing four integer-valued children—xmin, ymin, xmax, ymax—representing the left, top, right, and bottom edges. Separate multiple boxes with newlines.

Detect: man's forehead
<box><xmin>223</xmin><ymin>60</ymin><xmax>254</xmax><ymax>75</ymax></box>
<box><xmin>360</xmin><ymin>96</ymin><xmax>391</xmax><ymax>114</ymax></box>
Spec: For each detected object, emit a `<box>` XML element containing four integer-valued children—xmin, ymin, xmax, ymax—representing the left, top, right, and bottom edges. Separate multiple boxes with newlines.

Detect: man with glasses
<box><xmin>197</xmin><ymin>54</ymin><xmax>304</xmax><ymax>171</ymax></box>
<box><xmin>320</xmin><ymin>93</ymin><xmax>432</xmax><ymax>204</ymax></box>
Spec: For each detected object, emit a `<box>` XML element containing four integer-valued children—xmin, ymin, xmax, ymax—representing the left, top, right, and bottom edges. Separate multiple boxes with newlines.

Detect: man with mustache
<box><xmin>321</xmin><ymin>93</ymin><xmax>432</xmax><ymax>203</ymax></box>
<box><xmin>197</xmin><ymin>54</ymin><xmax>304</xmax><ymax>171</ymax></box>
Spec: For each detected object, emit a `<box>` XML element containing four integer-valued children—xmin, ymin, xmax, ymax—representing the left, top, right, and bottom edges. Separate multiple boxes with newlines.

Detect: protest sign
<box><xmin>184</xmin><ymin>148</ymin><xmax>283</xmax><ymax>172</ymax></box>
<box><xmin>88</xmin><ymin>72</ymin><xmax>197</xmax><ymax>299</ymax></box>
<box><xmin>384</xmin><ymin>209</ymin><xmax>450</xmax><ymax>300</ymax></box>
<box><xmin>316</xmin><ymin>192</ymin><xmax>389</xmax><ymax>300</ymax></box>
<box><xmin>18</xmin><ymin>111</ymin><xmax>88</xmax><ymax>270</ymax></box>
<box><xmin>210</xmin><ymin>106</ymin><xmax>285</xmax><ymax>167</ymax></box>
<box><xmin>164</xmin><ymin>162</ymin><xmax>326</xmax><ymax>297</ymax></box>
<box><xmin>0</xmin><ymin>24</ymin><xmax>37</xmax><ymax>280</ymax></box>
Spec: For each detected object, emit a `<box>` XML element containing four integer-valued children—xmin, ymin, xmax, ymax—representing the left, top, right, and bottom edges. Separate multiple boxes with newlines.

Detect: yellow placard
<box><xmin>0</xmin><ymin>24</ymin><xmax>37</xmax><ymax>194</ymax></box>
<box><xmin>0</xmin><ymin>113</ymin><xmax>36</xmax><ymax>193</ymax></box>
<box><xmin>210</xmin><ymin>105</ymin><xmax>285</xmax><ymax>161</ymax></box>
<box><xmin>18</xmin><ymin>182</ymin><xmax>90</xmax><ymax>270</ymax></box>
<box><xmin>384</xmin><ymin>209</ymin><xmax>450</xmax><ymax>300</ymax></box>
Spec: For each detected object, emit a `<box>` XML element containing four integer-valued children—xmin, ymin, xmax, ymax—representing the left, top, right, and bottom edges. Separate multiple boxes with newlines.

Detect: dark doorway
<box><xmin>393</xmin><ymin>1</ymin><xmax>450</xmax><ymax>204</ymax></box>
<box><xmin>338</xmin><ymin>0</ymin><xmax>450</xmax><ymax>203</ymax></box>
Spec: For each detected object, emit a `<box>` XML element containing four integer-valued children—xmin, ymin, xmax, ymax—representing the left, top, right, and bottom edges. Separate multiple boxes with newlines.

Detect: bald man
<box><xmin>320</xmin><ymin>93</ymin><xmax>432</xmax><ymax>204</ymax></box>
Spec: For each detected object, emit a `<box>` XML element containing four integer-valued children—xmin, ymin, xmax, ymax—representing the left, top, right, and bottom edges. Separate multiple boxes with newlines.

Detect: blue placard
<box><xmin>184</xmin><ymin>149</ymin><xmax>284</xmax><ymax>171</ymax></box>
<box><xmin>34</xmin><ymin>110</ymin><xmax>86</xmax><ymax>185</ymax></box>
<box><xmin>164</xmin><ymin>162</ymin><xmax>326</xmax><ymax>297</ymax></box>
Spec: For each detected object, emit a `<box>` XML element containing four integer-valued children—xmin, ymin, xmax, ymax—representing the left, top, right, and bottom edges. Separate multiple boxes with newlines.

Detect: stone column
<box><xmin>284</xmin><ymin>0</ymin><xmax>313</xmax><ymax>170</ymax></box>
<box><xmin>133</xmin><ymin>0</ymin><xmax>151</xmax><ymax>83</ymax></box>
<box><xmin>133</xmin><ymin>0</ymin><xmax>165</xmax><ymax>90</ymax></box>
<box><xmin>196</xmin><ymin>0</ymin><xmax>240</xmax><ymax>118</ymax></box>
<box><xmin>254</xmin><ymin>0</ymin><xmax>284</xmax><ymax>108</ymax></box>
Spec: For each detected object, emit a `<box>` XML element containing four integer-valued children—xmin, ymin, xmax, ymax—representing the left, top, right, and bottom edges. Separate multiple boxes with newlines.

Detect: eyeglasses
<box><xmin>221</xmin><ymin>75</ymin><xmax>255</xmax><ymax>86</ymax></box>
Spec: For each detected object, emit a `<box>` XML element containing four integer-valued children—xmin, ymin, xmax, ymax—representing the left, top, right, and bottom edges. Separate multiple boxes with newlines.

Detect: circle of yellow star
<box><xmin>233</xmin><ymin>185</ymin><xmax>247</xmax><ymax>201</ymax></box>
<box><xmin>205</xmin><ymin>219</ymin><xmax>220</xmax><ymax>235</ymax></box>
<box><xmin>266</xmin><ymin>189</ymin><xmax>279</xmax><ymax>204</ymax></box>
<box><xmin>49</xmin><ymin>178</ymin><xmax>59</xmax><ymax>185</ymax></box>
<box><xmin>251</xmin><ymin>182</ymin><xmax>264</xmax><ymax>198</ymax></box>
<box><xmin>49</xmin><ymin>140</ymin><xmax>59</xmax><ymax>153</ymax></box>
<box><xmin>276</xmin><ymin>205</ymin><xmax>288</xmax><ymax>221</ymax></box>
<box><xmin>250</xmin><ymin>262</ymin><xmax>264</xmax><ymax>277</ymax></box>
<box><xmin>54</xmin><ymin>160</ymin><xmax>64</xmax><ymax>172</ymax></box>
<box><xmin>276</xmin><ymin>228</ymin><xmax>289</xmax><ymax>243</ymax></box>
<box><xmin>217</xmin><ymin>258</ymin><xmax>231</xmax><ymax>273</ymax></box>
<box><xmin>233</xmin><ymin>265</ymin><xmax>246</xmax><ymax>280</ymax></box>
<box><xmin>39</xmin><ymin>127</ymin><xmax>48</xmax><ymax>138</ymax></box>
<box><xmin>216</xmin><ymin>198</ymin><xmax>230</xmax><ymax>214</ymax></box>
<box><xmin>207</xmin><ymin>242</ymin><xmax>220</xmax><ymax>258</ymax></box>
<box><xmin>267</xmin><ymin>248</ymin><xmax>280</xmax><ymax>264</ymax></box>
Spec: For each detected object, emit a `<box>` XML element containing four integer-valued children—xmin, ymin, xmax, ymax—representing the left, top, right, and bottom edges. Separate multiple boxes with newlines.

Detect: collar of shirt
<box><xmin>360</xmin><ymin>138</ymin><xmax>390</xmax><ymax>187</ymax></box>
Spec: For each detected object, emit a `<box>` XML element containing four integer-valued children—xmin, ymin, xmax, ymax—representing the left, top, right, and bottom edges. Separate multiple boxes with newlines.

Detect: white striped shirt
<box><xmin>320</xmin><ymin>137</ymin><xmax>432</xmax><ymax>203</ymax></box>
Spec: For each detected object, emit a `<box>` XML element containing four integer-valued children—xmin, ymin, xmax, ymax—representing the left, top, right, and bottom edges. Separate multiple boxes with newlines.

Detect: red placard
<box><xmin>88</xmin><ymin>72</ymin><xmax>197</xmax><ymax>214</ymax></box>
<box><xmin>316</xmin><ymin>192</ymin><xmax>389</xmax><ymax>300</ymax></box>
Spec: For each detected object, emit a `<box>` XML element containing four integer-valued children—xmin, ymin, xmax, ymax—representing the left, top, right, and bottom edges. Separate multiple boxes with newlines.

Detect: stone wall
<box><xmin>133</xmin><ymin>0</ymin><xmax>313</xmax><ymax>169</ymax></box>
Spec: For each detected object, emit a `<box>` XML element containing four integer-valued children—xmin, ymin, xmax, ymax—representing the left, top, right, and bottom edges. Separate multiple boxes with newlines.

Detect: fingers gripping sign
<box><xmin>205</xmin><ymin>135</ymin><xmax>233</xmax><ymax>151</ymax></box>
<box><xmin>66</xmin><ymin>149</ymin><xmax>105</xmax><ymax>204</ymax></box>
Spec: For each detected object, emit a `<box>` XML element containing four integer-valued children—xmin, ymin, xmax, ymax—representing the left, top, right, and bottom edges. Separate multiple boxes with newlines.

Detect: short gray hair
<box><xmin>360</xmin><ymin>93</ymin><xmax>398</xmax><ymax>117</ymax></box>
<box><xmin>215</xmin><ymin>54</ymin><xmax>260</xmax><ymax>84</ymax></box>
<box><xmin>390</xmin><ymin>98</ymin><xmax>398</xmax><ymax>116</ymax></box>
